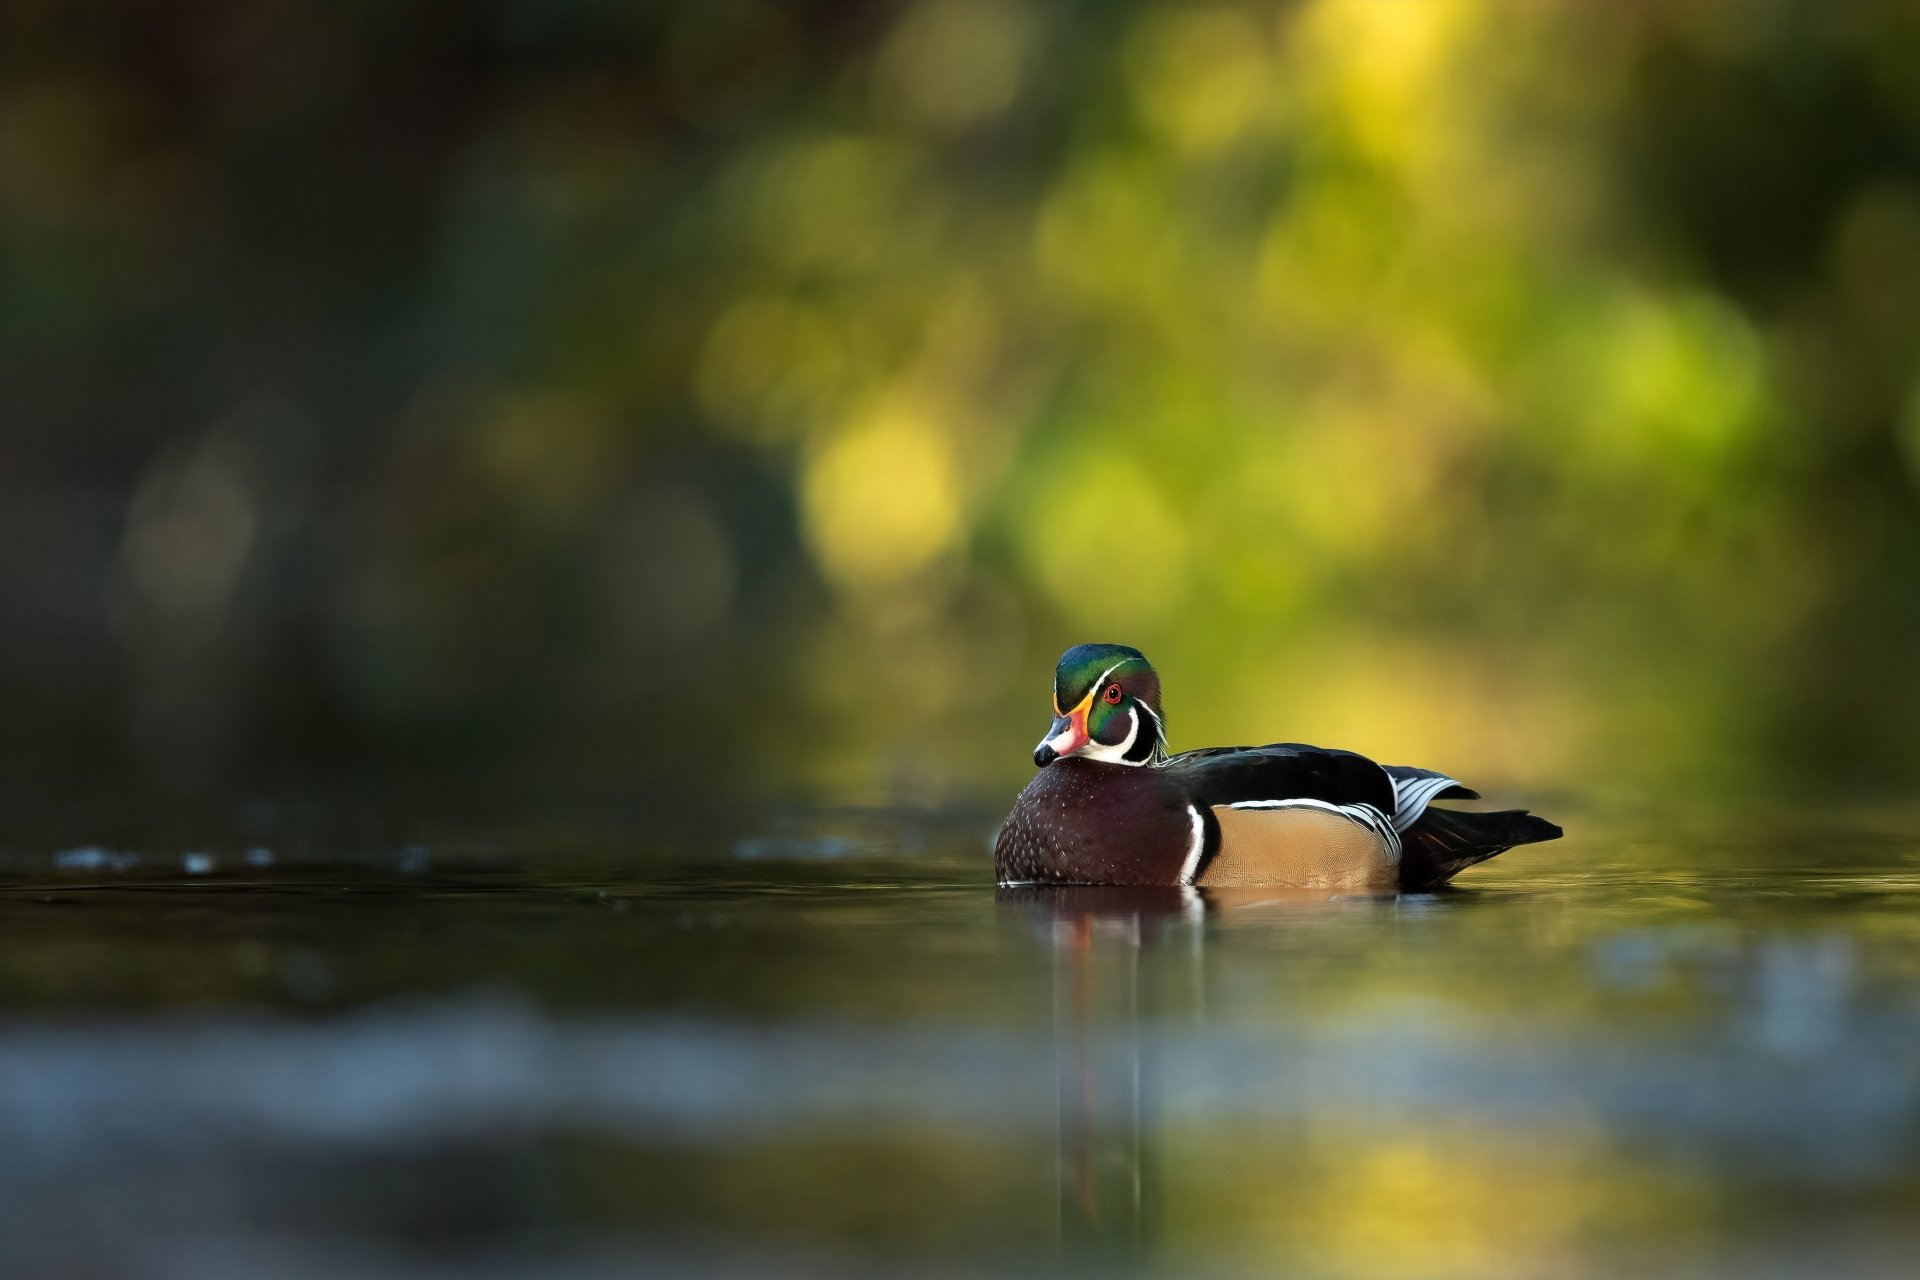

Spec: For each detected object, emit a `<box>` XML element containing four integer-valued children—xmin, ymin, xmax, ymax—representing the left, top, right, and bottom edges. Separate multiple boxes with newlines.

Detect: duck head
<box><xmin>1033</xmin><ymin>643</ymin><xmax>1167</xmax><ymax>768</ymax></box>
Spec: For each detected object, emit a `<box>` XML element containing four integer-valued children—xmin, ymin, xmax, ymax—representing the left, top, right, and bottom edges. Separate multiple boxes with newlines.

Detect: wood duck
<box><xmin>994</xmin><ymin>644</ymin><xmax>1561</xmax><ymax>891</ymax></box>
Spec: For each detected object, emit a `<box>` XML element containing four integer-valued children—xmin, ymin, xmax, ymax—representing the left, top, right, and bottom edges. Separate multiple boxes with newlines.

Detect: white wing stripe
<box><xmin>1389</xmin><ymin>773</ymin><xmax>1464</xmax><ymax>832</ymax></box>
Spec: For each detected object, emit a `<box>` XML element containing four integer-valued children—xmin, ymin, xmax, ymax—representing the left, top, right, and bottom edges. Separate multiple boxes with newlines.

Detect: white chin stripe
<box><xmin>1074</xmin><ymin>707</ymin><xmax>1142</xmax><ymax>765</ymax></box>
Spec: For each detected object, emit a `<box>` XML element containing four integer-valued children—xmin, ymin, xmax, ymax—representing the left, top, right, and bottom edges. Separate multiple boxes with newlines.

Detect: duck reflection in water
<box><xmin>997</xmin><ymin>883</ymin><xmax>1409</xmax><ymax>1269</ymax></box>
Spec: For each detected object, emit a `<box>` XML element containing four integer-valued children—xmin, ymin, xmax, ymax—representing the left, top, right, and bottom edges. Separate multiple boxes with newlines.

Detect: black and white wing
<box><xmin>1161</xmin><ymin>742</ymin><xmax>1403</xmax><ymax>852</ymax></box>
<box><xmin>1157</xmin><ymin>745</ymin><xmax>1541</xmax><ymax>889</ymax></box>
<box><xmin>1161</xmin><ymin>745</ymin><xmax>1486</xmax><ymax>838</ymax></box>
<box><xmin>1379</xmin><ymin>764</ymin><xmax>1480</xmax><ymax>832</ymax></box>
<box><xmin>1164</xmin><ymin>742</ymin><xmax>1394</xmax><ymax>810</ymax></box>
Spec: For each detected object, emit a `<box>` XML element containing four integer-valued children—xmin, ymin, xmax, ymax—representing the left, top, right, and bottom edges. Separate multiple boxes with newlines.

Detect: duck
<box><xmin>994</xmin><ymin>643</ymin><xmax>1561</xmax><ymax>891</ymax></box>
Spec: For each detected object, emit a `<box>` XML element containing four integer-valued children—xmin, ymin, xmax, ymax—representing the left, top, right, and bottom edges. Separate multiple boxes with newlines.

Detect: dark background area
<box><xmin>6</xmin><ymin>0</ymin><xmax>1920</xmax><ymax>813</ymax></box>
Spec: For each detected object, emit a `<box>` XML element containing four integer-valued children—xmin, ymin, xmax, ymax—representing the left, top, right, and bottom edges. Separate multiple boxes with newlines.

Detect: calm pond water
<box><xmin>2</xmin><ymin>801</ymin><xmax>1918</xmax><ymax>1278</ymax></box>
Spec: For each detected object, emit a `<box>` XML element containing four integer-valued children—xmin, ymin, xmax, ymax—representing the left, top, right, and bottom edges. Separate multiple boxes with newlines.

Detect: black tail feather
<box><xmin>1400</xmin><ymin>806</ymin><xmax>1561</xmax><ymax>890</ymax></box>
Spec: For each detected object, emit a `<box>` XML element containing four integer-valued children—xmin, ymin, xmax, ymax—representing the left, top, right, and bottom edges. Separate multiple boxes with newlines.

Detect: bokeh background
<box><xmin>7</xmin><ymin>0</ymin><xmax>1920</xmax><ymax>810</ymax></box>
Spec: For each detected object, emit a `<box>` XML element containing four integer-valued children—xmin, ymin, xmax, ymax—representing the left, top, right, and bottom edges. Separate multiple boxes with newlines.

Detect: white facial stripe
<box><xmin>1044</xmin><ymin>657</ymin><xmax>1160</xmax><ymax>766</ymax></box>
<box><xmin>1133</xmin><ymin>700</ymin><xmax>1165</xmax><ymax>754</ymax></box>
<box><xmin>1074</xmin><ymin>706</ymin><xmax>1139</xmax><ymax>764</ymax></box>
<box><xmin>1055</xmin><ymin>660</ymin><xmax>1126</xmax><ymax>716</ymax></box>
<box><xmin>1069</xmin><ymin>659</ymin><xmax>1155</xmax><ymax>766</ymax></box>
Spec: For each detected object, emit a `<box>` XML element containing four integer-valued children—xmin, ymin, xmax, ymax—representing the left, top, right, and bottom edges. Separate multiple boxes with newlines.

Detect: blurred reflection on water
<box><xmin>1</xmin><ymin>806</ymin><xmax>1919</xmax><ymax>1277</ymax></box>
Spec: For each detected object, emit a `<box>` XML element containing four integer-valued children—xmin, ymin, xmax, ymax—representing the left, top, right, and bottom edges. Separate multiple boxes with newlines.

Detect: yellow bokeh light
<box><xmin>1022</xmin><ymin>453</ymin><xmax>1189</xmax><ymax>632</ymax></box>
<box><xmin>1286</xmin><ymin>0</ymin><xmax>1473</xmax><ymax>166</ymax></box>
<box><xmin>1551</xmin><ymin>288</ymin><xmax>1766</xmax><ymax>480</ymax></box>
<box><xmin>801</xmin><ymin>403</ymin><xmax>962</xmax><ymax>593</ymax></box>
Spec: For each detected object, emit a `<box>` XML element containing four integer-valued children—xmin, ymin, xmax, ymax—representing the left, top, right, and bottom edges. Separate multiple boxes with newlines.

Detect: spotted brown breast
<box><xmin>992</xmin><ymin>758</ymin><xmax>1199</xmax><ymax>885</ymax></box>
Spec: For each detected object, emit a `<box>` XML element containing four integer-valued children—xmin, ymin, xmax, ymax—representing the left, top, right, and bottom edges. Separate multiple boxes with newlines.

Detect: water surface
<box><xmin>1</xmin><ymin>804</ymin><xmax>1917</xmax><ymax>1278</ymax></box>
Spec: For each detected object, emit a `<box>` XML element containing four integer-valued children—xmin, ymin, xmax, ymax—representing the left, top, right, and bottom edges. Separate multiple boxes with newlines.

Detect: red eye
<box><xmin>1103</xmin><ymin>683</ymin><xmax>1123</xmax><ymax>705</ymax></box>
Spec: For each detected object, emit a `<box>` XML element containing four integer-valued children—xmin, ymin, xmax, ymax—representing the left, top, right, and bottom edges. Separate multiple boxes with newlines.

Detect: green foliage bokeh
<box><xmin>6</xmin><ymin>0</ymin><xmax>1920</xmax><ymax>802</ymax></box>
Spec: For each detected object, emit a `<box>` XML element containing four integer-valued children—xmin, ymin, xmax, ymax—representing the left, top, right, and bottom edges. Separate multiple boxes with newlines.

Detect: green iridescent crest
<box><xmin>1050</xmin><ymin>643</ymin><xmax>1165</xmax><ymax>758</ymax></box>
<box><xmin>1052</xmin><ymin>643</ymin><xmax>1151</xmax><ymax>714</ymax></box>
